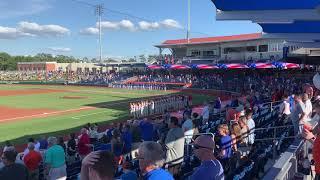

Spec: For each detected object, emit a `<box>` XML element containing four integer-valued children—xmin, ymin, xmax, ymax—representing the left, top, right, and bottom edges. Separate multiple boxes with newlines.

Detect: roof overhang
<box><xmin>216</xmin><ymin>9</ymin><xmax>320</xmax><ymax>22</ymax></box>
<box><xmin>212</xmin><ymin>0</ymin><xmax>319</xmax><ymax>11</ymax></box>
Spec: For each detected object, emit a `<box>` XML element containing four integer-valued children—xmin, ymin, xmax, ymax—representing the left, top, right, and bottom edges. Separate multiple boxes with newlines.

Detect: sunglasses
<box><xmin>193</xmin><ymin>144</ymin><xmax>213</xmax><ymax>151</ymax></box>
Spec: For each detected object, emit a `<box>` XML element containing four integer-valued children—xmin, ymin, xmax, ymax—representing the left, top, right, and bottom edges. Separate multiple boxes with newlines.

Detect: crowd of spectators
<box><xmin>0</xmin><ymin>70</ymin><xmax>320</xmax><ymax>180</ymax></box>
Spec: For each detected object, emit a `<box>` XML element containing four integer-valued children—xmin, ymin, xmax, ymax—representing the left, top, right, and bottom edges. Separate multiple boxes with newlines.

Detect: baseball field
<box><xmin>0</xmin><ymin>84</ymin><xmax>214</xmax><ymax>145</ymax></box>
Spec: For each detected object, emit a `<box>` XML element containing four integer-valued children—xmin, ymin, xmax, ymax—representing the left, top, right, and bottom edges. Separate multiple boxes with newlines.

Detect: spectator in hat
<box><xmin>190</xmin><ymin>135</ymin><xmax>224</xmax><ymax>180</ymax></box>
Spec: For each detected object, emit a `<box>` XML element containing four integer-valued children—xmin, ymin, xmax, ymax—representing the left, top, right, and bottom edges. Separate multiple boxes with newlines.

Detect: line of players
<box><xmin>129</xmin><ymin>95</ymin><xmax>190</xmax><ymax>118</ymax></box>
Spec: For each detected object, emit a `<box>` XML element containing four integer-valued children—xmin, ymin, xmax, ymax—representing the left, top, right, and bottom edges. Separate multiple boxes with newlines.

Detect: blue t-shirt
<box><xmin>120</xmin><ymin>170</ymin><xmax>138</xmax><ymax>180</ymax></box>
<box><xmin>220</xmin><ymin>135</ymin><xmax>232</xmax><ymax>159</ymax></box>
<box><xmin>289</xmin><ymin>95</ymin><xmax>294</xmax><ymax>112</ymax></box>
<box><xmin>190</xmin><ymin>160</ymin><xmax>224</xmax><ymax>180</ymax></box>
<box><xmin>122</xmin><ymin>131</ymin><xmax>133</xmax><ymax>152</ymax></box>
<box><xmin>140</xmin><ymin>121</ymin><xmax>154</xmax><ymax>141</ymax></box>
<box><xmin>143</xmin><ymin>168</ymin><xmax>174</xmax><ymax>180</ymax></box>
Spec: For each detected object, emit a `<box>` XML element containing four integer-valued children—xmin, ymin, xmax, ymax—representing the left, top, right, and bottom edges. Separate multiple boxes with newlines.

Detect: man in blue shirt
<box><xmin>137</xmin><ymin>141</ymin><xmax>174</xmax><ymax>180</ymax></box>
<box><xmin>190</xmin><ymin>135</ymin><xmax>224</xmax><ymax>180</ymax></box>
<box><xmin>122</xmin><ymin>124</ymin><xmax>133</xmax><ymax>155</ymax></box>
<box><xmin>139</xmin><ymin>118</ymin><xmax>154</xmax><ymax>141</ymax></box>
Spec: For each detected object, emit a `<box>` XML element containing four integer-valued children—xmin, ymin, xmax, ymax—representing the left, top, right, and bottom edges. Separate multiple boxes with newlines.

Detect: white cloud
<box><xmin>18</xmin><ymin>21</ymin><xmax>70</xmax><ymax>37</ymax></box>
<box><xmin>97</xmin><ymin>20</ymin><xmax>136</xmax><ymax>31</ymax></box>
<box><xmin>138</xmin><ymin>19</ymin><xmax>182</xmax><ymax>31</ymax></box>
<box><xmin>80</xmin><ymin>27</ymin><xmax>99</xmax><ymax>35</ymax></box>
<box><xmin>80</xmin><ymin>19</ymin><xmax>183</xmax><ymax>35</ymax></box>
<box><xmin>0</xmin><ymin>26</ymin><xmax>34</xmax><ymax>39</ymax></box>
<box><xmin>48</xmin><ymin>47</ymin><xmax>72</xmax><ymax>52</ymax></box>
<box><xmin>138</xmin><ymin>21</ymin><xmax>160</xmax><ymax>30</ymax></box>
<box><xmin>160</xmin><ymin>19</ymin><xmax>183</xmax><ymax>29</ymax></box>
<box><xmin>0</xmin><ymin>21</ymin><xmax>70</xmax><ymax>39</ymax></box>
<box><xmin>119</xmin><ymin>20</ymin><xmax>136</xmax><ymax>31</ymax></box>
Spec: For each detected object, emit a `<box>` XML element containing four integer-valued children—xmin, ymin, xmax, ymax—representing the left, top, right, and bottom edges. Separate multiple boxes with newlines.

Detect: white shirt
<box><xmin>247</xmin><ymin>118</ymin><xmax>255</xmax><ymax>145</ymax></box>
<box><xmin>22</xmin><ymin>142</ymin><xmax>40</xmax><ymax>160</ymax></box>
<box><xmin>280</xmin><ymin>100</ymin><xmax>291</xmax><ymax>115</ymax></box>
<box><xmin>201</xmin><ymin>106</ymin><xmax>209</xmax><ymax>119</ymax></box>
<box><xmin>305</xmin><ymin>99</ymin><xmax>313</xmax><ymax>119</ymax></box>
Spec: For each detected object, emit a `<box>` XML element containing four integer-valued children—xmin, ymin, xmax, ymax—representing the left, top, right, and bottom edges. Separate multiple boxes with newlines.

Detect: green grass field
<box><xmin>0</xmin><ymin>85</ymin><xmax>212</xmax><ymax>145</ymax></box>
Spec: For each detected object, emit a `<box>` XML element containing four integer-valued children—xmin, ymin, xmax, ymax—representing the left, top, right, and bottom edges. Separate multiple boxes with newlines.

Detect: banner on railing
<box><xmin>147</xmin><ymin>62</ymin><xmax>300</xmax><ymax>70</ymax></box>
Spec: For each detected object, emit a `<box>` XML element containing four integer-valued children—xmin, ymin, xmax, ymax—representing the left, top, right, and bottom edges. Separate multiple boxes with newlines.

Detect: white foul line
<box><xmin>0</xmin><ymin>106</ymin><xmax>94</xmax><ymax>122</ymax></box>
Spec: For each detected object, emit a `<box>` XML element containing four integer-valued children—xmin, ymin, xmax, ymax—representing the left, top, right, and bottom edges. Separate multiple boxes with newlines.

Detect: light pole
<box><xmin>96</xmin><ymin>4</ymin><xmax>104</xmax><ymax>62</ymax></box>
<box><xmin>187</xmin><ymin>0</ymin><xmax>191</xmax><ymax>43</ymax></box>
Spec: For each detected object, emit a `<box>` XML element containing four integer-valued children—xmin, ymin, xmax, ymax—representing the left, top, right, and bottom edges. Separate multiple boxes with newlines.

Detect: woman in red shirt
<box><xmin>78</xmin><ymin>128</ymin><xmax>91</xmax><ymax>159</ymax></box>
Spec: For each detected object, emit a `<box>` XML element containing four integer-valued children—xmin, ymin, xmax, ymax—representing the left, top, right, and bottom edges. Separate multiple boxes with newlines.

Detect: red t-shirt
<box><xmin>78</xmin><ymin>133</ymin><xmax>91</xmax><ymax>155</ymax></box>
<box><xmin>23</xmin><ymin>150</ymin><xmax>42</xmax><ymax>171</ymax></box>
<box><xmin>226</xmin><ymin>108</ymin><xmax>240</xmax><ymax>122</ymax></box>
<box><xmin>313</xmin><ymin>137</ymin><xmax>320</xmax><ymax>174</ymax></box>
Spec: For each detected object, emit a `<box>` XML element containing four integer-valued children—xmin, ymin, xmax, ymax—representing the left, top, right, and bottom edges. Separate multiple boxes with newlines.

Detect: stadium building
<box><xmin>155</xmin><ymin>33</ymin><xmax>318</xmax><ymax>64</ymax></box>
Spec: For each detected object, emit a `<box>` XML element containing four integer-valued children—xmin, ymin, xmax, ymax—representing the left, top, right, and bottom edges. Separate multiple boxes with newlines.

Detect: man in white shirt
<box><xmin>246</xmin><ymin>110</ymin><xmax>255</xmax><ymax>145</ymax></box>
<box><xmin>22</xmin><ymin>138</ymin><xmax>40</xmax><ymax>160</ymax></box>
<box><xmin>201</xmin><ymin>102</ymin><xmax>210</xmax><ymax>125</ymax></box>
<box><xmin>279</xmin><ymin>95</ymin><xmax>291</xmax><ymax>125</ymax></box>
<box><xmin>303</xmin><ymin>93</ymin><xmax>313</xmax><ymax>121</ymax></box>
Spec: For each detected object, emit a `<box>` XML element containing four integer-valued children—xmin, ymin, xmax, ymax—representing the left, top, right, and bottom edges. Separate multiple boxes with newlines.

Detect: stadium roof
<box><xmin>212</xmin><ymin>0</ymin><xmax>320</xmax><ymax>11</ymax></box>
<box><xmin>156</xmin><ymin>33</ymin><xmax>262</xmax><ymax>47</ymax></box>
<box><xmin>211</xmin><ymin>0</ymin><xmax>320</xmax><ymax>42</ymax></box>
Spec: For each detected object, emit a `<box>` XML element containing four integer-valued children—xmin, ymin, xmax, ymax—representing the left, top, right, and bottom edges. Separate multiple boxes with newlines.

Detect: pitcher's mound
<box><xmin>61</xmin><ymin>96</ymin><xmax>88</xmax><ymax>99</ymax></box>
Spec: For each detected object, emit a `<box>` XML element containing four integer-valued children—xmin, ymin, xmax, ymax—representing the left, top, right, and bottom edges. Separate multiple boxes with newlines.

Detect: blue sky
<box><xmin>0</xmin><ymin>0</ymin><xmax>261</xmax><ymax>59</ymax></box>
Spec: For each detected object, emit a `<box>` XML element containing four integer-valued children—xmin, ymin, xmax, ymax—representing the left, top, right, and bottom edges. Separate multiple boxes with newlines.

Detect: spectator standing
<box><xmin>201</xmin><ymin>102</ymin><xmax>210</xmax><ymax>125</ymax></box>
<box><xmin>291</xmin><ymin>94</ymin><xmax>306</xmax><ymax>135</ymax></box>
<box><xmin>217</xmin><ymin>124</ymin><xmax>233</xmax><ymax>172</ymax></box>
<box><xmin>58</xmin><ymin>137</ymin><xmax>67</xmax><ymax>153</ymax></box>
<box><xmin>0</xmin><ymin>150</ymin><xmax>29</xmax><ymax>180</ymax></box>
<box><xmin>279</xmin><ymin>95</ymin><xmax>291</xmax><ymax>125</ymax></box>
<box><xmin>140</xmin><ymin>118</ymin><xmax>154</xmax><ymax>141</ymax></box>
<box><xmin>39</xmin><ymin>136</ymin><xmax>48</xmax><ymax>150</ymax></box>
<box><xmin>22</xmin><ymin>138</ymin><xmax>40</xmax><ymax>160</ymax></box>
<box><xmin>78</xmin><ymin>128</ymin><xmax>92</xmax><ymax>159</ymax></box>
<box><xmin>44</xmin><ymin>137</ymin><xmax>66</xmax><ymax>180</ymax></box>
<box><xmin>122</xmin><ymin>124</ymin><xmax>133</xmax><ymax>157</ymax></box>
<box><xmin>164</xmin><ymin>117</ymin><xmax>185</xmax><ymax>178</ymax></box>
<box><xmin>214</xmin><ymin>97</ymin><xmax>222</xmax><ymax>114</ymax></box>
<box><xmin>111</xmin><ymin>129</ymin><xmax>124</xmax><ymax>163</ymax></box>
<box><xmin>80</xmin><ymin>151</ymin><xmax>116</xmax><ymax>180</ymax></box>
<box><xmin>23</xmin><ymin>142</ymin><xmax>42</xmax><ymax>180</ymax></box>
<box><xmin>138</xmin><ymin>141</ymin><xmax>174</xmax><ymax>180</ymax></box>
<box><xmin>190</xmin><ymin>135</ymin><xmax>224</xmax><ymax>180</ymax></box>
<box><xmin>182</xmin><ymin>114</ymin><xmax>194</xmax><ymax>144</ymax></box>
<box><xmin>303</xmin><ymin>93</ymin><xmax>313</xmax><ymax>120</ymax></box>
<box><xmin>302</xmin><ymin>100</ymin><xmax>320</xmax><ymax>180</ymax></box>
<box><xmin>246</xmin><ymin>110</ymin><xmax>255</xmax><ymax>145</ymax></box>
<box><xmin>67</xmin><ymin>133</ymin><xmax>77</xmax><ymax>164</ymax></box>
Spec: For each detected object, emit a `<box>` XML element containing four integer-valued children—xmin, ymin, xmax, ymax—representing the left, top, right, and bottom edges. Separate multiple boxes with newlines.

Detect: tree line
<box><xmin>0</xmin><ymin>52</ymin><xmax>159</xmax><ymax>71</ymax></box>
